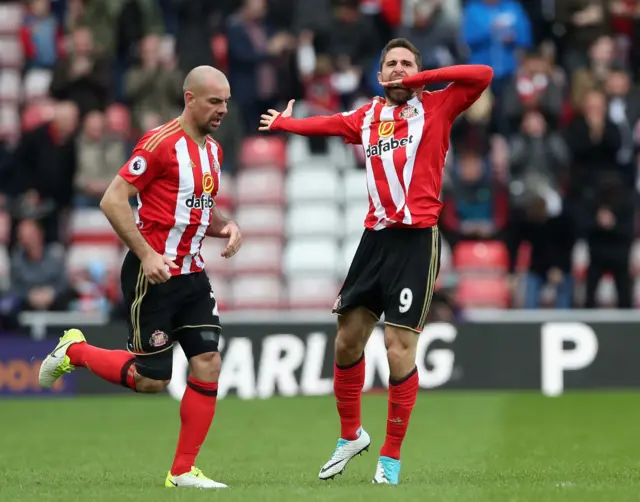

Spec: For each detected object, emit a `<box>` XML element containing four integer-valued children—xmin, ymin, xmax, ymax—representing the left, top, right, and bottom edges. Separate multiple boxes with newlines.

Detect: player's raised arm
<box><xmin>383</xmin><ymin>64</ymin><xmax>494</xmax><ymax>118</ymax></box>
<box><xmin>259</xmin><ymin>99</ymin><xmax>363</xmax><ymax>144</ymax></box>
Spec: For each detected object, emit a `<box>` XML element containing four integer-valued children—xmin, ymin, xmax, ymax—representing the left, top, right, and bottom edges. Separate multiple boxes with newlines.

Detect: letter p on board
<box><xmin>541</xmin><ymin>323</ymin><xmax>598</xmax><ymax>397</ymax></box>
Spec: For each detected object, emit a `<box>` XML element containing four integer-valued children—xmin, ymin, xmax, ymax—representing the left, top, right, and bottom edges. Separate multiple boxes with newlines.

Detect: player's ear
<box><xmin>377</xmin><ymin>71</ymin><xmax>383</xmax><ymax>84</ymax></box>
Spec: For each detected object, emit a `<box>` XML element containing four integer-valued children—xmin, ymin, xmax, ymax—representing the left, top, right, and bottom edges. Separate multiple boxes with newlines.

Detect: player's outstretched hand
<box><xmin>259</xmin><ymin>99</ymin><xmax>295</xmax><ymax>131</ymax></box>
<box><xmin>219</xmin><ymin>221</ymin><xmax>242</xmax><ymax>258</ymax></box>
<box><xmin>142</xmin><ymin>252</ymin><xmax>178</xmax><ymax>284</ymax></box>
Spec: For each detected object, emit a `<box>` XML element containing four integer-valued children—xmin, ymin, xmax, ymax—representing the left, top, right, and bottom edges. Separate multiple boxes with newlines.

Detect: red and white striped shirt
<box><xmin>118</xmin><ymin>119</ymin><xmax>223</xmax><ymax>276</ymax></box>
<box><xmin>273</xmin><ymin>65</ymin><xmax>494</xmax><ymax>229</ymax></box>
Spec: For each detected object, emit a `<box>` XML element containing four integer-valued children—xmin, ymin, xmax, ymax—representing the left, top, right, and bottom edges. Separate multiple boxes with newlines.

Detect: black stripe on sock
<box><xmin>336</xmin><ymin>353</ymin><xmax>364</xmax><ymax>370</ymax></box>
<box><xmin>187</xmin><ymin>379</ymin><xmax>218</xmax><ymax>397</ymax></box>
<box><xmin>120</xmin><ymin>358</ymin><xmax>136</xmax><ymax>388</ymax></box>
<box><xmin>389</xmin><ymin>366</ymin><xmax>417</xmax><ymax>386</ymax></box>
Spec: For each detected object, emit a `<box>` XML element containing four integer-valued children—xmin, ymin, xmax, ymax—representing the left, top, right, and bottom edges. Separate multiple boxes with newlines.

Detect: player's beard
<box><xmin>383</xmin><ymin>86</ymin><xmax>414</xmax><ymax>106</ymax></box>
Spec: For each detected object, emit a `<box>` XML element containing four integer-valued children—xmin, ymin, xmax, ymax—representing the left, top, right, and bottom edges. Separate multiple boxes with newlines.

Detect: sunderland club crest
<box><xmin>400</xmin><ymin>105</ymin><xmax>419</xmax><ymax>120</ymax></box>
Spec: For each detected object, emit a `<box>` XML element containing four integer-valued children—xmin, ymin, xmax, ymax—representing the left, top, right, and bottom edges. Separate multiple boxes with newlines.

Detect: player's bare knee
<box><xmin>189</xmin><ymin>351</ymin><xmax>221</xmax><ymax>382</ymax></box>
<box><xmin>135</xmin><ymin>376</ymin><xmax>170</xmax><ymax>393</ymax></box>
<box><xmin>385</xmin><ymin>326</ymin><xmax>418</xmax><ymax>373</ymax></box>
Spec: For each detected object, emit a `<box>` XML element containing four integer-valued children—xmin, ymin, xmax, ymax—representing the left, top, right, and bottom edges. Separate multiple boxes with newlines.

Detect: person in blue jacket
<box><xmin>462</xmin><ymin>0</ymin><xmax>532</xmax><ymax>97</ymax></box>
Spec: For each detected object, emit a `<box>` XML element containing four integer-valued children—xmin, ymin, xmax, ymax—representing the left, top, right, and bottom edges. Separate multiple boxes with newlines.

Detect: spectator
<box><xmin>9</xmin><ymin>219</ymin><xmax>72</xmax><ymax>312</ymax></box>
<box><xmin>502</xmin><ymin>49</ymin><xmax>565</xmax><ymax>133</ymax></box>
<box><xmin>74</xmin><ymin>111</ymin><xmax>127</xmax><ymax>207</ymax></box>
<box><xmin>396</xmin><ymin>0</ymin><xmax>464</xmax><ymax>73</ymax></box>
<box><xmin>521</xmin><ymin>195</ymin><xmax>577</xmax><ymax>309</ymax></box>
<box><xmin>462</xmin><ymin>0</ymin><xmax>533</xmax><ymax>97</ymax></box>
<box><xmin>571</xmin><ymin>35</ymin><xmax>616</xmax><ymax>111</ymax></box>
<box><xmin>564</xmin><ymin>89</ymin><xmax>623</xmax><ymax>205</ymax></box>
<box><xmin>19</xmin><ymin>0</ymin><xmax>65</xmax><ymax>70</ymax></box>
<box><xmin>604</xmin><ymin>66</ymin><xmax>640</xmax><ymax>186</ymax></box>
<box><xmin>555</xmin><ymin>0</ymin><xmax>609</xmax><ymax>77</ymax></box>
<box><xmin>64</xmin><ymin>0</ymin><xmax>121</xmax><ymax>58</ymax></box>
<box><xmin>7</xmin><ymin>101</ymin><xmax>79</xmax><ymax>244</ymax></box>
<box><xmin>124</xmin><ymin>34</ymin><xmax>183</xmax><ymax>135</ymax></box>
<box><xmin>584</xmin><ymin>172</ymin><xmax>634</xmax><ymax>308</ymax></box>
<box><xmin>440</xmin><ymin>146</ymin><xmax>508</xmax><ymax>248</ymax></box>
<box><xmin>227</xmin><ymin>0</ymin><xmax>296</xmax><ymax>131</ymax></box>
<box><xmin>50</xmin><ymin>26</ymin><xmax>112</xmax><ymax>118</ymax></box>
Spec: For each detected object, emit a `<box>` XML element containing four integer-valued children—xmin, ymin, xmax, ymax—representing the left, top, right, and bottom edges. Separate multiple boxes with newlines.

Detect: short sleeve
<box><xmin>118</xmin><ymin>145</ymin><xmax>163</xmax><ymax>192</ymax></box>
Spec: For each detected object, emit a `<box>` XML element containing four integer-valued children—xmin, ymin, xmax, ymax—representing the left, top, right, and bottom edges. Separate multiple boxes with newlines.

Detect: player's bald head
<box><xmin>183</xmin><ymin>66</ymin><xmax>229</xmax><ymax>96</ymax></box>
<box><xmin>182</xmin><ymin>66</ymin><xmax>230</xmax><ymax>135</ymax></box>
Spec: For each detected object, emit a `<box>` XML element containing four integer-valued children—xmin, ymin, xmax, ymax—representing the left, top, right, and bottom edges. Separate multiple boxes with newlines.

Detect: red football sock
<box><xmin>334</xmin><ymin>354</ymin><xmax>365</xmax><ymax>441</ymax></box>
<box><xmin>171</xmin><ymin>376</ymin><xmax>218</xmax><ymax>476</ymax></box>
<box><xmin>380</xmin><ymin>367</ymin><xmax>419</xmax><ymax>460</ymax></box>
<box><xmin>67</xmin><ymin>342</ymin><xmax>136</xmax><ymax>390</ymax></box>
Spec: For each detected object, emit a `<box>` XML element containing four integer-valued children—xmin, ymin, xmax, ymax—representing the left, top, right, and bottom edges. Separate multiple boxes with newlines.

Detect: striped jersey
<box><xmin>118</xmin><ymin>118</ymin><xmax>223</xmax><ymax>276</ymax></box>
<box><xmin>272</xmin><ymin>65</ymin><xmax>493</xmax><ymax>230</ymax></box>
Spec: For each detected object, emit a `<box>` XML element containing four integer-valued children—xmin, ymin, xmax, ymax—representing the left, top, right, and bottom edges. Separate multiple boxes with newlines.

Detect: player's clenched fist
<box><xmin>259</xmin><ymin>99</ymin><xmax>295</xmax><ymax>131</ymax></box>
<box><xmin>142</xmin><ymin>251</ymin><xmax>178</xmax><ymax>284</ymax></box>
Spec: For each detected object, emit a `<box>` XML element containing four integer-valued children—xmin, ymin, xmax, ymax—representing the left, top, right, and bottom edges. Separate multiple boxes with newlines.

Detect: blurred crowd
<box><xmin>1</xmin><ymin>0</ymin><xmax>640</xmax><ymax>324</ymax></box>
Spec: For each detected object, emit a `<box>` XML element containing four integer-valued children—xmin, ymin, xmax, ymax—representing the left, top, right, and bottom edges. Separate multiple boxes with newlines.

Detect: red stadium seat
<box><xmin>68</xmin><ymin>209</ymin><xmax>121</xmax><ymax>245</ymax></box>
<box><xmin>456</xmin><ymin>276</ymin><xmax>511</xmax><ymax>308</ymax></box>
<box><xmin>236</xmin><ymin>168</ymin><xmax>285</xmax><ymax>205</ymax></box>
<box><xmin>515</xmin><ymin>242</ymin><xmax>531</xmax><ymax>273</ymax></box>
<box><xmin>199</xmin><ymin>239</ymin><xmax>230</xmax><ymax>277</ymax></box>
<box><xmin>231</xmin><ymin>237</ymin><xmax>283</xmax><ymax>275</ymax></box>
<box><xmin>453</xmin><ymin>240</ymin><xmax>509</xmax><ymax>273</ymax></box>
<box><xmin>22</xmin><ymin>101</ymin><xmax>55</xmax><ymax>131</ymax></box>
<box><xmin>230</xmin><ymin>275</ymin><xmax>284</xmax><ymax>310</ymax></box>
<box><xmin>234</xmin><ymin>205</ymin><xmax>285</xmax><ymax>239</ymax></box>
<box><xmin>287</xmin><ymin>275</ymin><xmax>339</xmax><ymax>310</ymax></box>
<box><xmin>239</xmin><ymin>136</ymin><xmax>287</xmax><ymax>170</ymax></box>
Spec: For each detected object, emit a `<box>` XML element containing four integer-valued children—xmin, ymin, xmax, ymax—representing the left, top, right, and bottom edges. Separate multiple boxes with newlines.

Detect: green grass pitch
<box><xmin>2</xmin><ymin>392</ymin><xmax>639</xmax><ymax>501</ymax></box>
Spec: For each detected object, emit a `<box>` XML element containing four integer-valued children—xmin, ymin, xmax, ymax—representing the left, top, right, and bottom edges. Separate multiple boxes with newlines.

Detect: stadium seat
<box><xmin>66</xmin><ymin>244</ymin><xmax>122</xmax><ymax>276</ymax></box>
<box><xmin>0</xmin><ymin>37</ymin><xmax>23</xmax><ymax>68</ymax></box>
<box><xmin>236</xmin><ymin>168</ymin><xmax>285</xmax><ymax>205</ymax></box>
<box><xmin>572</xmin><ymin>240</ymin><xmax>589</xmax><ymax>281</ymax></box>
<box><xmin>0</xmin><ymin>4</ymin><xmax>22</xmax><ymax>35</ymax></box>
<box><xmin>230</xmin><ymin>275</ymin><xmax>284</xmax><ymax>310</ymax></box>
<box><xmin>0</xmin><ymin>69</ymin><xmax>20</xmax><ymax>103</ymax></box>
<box><xmin>344</xmin><ymin>201</ymin><xmax>369</xmax><ymax>237</ymax></box>
<box><xmin>0</xmin><ymin>244</ymin><xmax>8</xmax><ymax>291</ymax></box>
<box><xmin>0</xmin><ymin>104</ymin><xmax>18</xmax><ymax>141</ymax></box>
<box><xmin>284</xmin><ymin>238</ymin><xmax>340</xmax><ymax>277</ymax></box>
<box><xmin>286</xmin><ymin>135</ymin><xmax>311</xmax><ymax>166</ymax></box>
<box><xmin>0</xmin><ymin>210</ymin><xmax>9</xmax><ymax>245</ymax></box>
<box><xmin>453</xmin><ymin>240</ymin><xmax>509</xmax><ymax>273</ymax></box>
<box><xmin>215</xmin><ymin>172</ymin><xmax>235</xmax><ymax>212</ymax></box>
<box><xmin>287</xmin><ymin>275</ymin><xmax>339</xmax><ymax>310</ymax></box>
<box><xmin>240</xmin><ymin>136</ymin><xmax>286</xmax><ymax>170</ymax></box>
<box><xmin>234</xmin><ymin>205</ymin><xmax>285</xmax><ymax>239</ymax></box>
<box><xmin>68</xmin><ymin>209</ymin><xmax>120</xmax><ymax>244</ymax></box>
<box><xmin>343</xmin><ymin>169</ymin><xmax>369</xmax><ymax>202</ymax></box>
<box><xmin>206</xmin><ymin>272</ymin><xmax>231</xmax><ymax>311</ymax></box>
<box><xmin>340</xmin><ymin>237</ymin><xmax>361</xmax><ymax>277</ymax></box>
<box><xmin>286</xmin><ymin>169</ymin><xmax>342</xmax><ymax>204</ymax></box>
<box><xmin>199</xmin><ymin>238</ymin><xmax>230</xmax><ymax>277</ymax></box>
<box><xmin>286</xmin><ymin>203</ymin><xmax>342</xmax><ymax>238</ymax></box>
<box><xmin>456</xmin><ymin>276</ymin><xmax>510</xmax><ymax>308</ymax></box>
<box><xmin>23</xmin><ymin>69</ymin><xmax>53</xmax><ymax>103</ymax></box>
<box><xmin>595</xmin><ymin>274</ymin><xmax>616</xmax><ymax>307</ymax></box>
<box><xmin>231</xmin><ymin>237</ymin><xmax>283</xmax><ymax>275</ymax></box>
<box><xmin>22</xmin><ymin>101</ymin><xmax>55</xmax><ymax>131</ymax></box>
<box><xmin>439</xmin><ymin>237</ymin><xmax>452</xmax><ymax>275</ymax></box>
